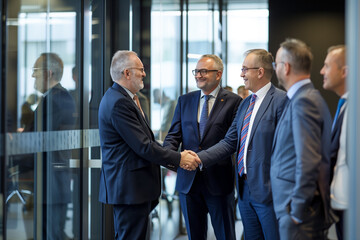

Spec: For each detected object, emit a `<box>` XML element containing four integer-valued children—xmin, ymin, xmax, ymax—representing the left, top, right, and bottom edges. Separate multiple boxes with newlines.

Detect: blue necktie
<box><xmin>237</xmin><ymin>94</ymin><xmax>257</xmax><ymax>177</ymax></box>
<box><xmin>332</xmin><ymin>98</ymin><xmax>346</xmax><ymax>131</ymax></box>
<box><xmin>199</xmin><ymin>95</ymin><xmax>210</xmax><ymax>139</ymax></box>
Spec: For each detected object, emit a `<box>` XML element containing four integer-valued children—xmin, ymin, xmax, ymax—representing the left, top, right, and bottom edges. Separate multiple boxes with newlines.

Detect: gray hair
<box><xmin>39</xmin><ymin>53</ymin><xmax>63</xmax><ymax>81</ymax></box>
<box><xmin>110</xmin><ymin>50</ymin><xmax>138</xmax><ymax>81</ymax></box>
<box><xmin>244</xmin><ymin>49</ymin><xmax>274</xmax><ymax>79</ymax></box>
<box><xmin>280</xmin><ymin>38</ymin><xmax>313</xmax><ymax>74</ymax></box>
<box><xmin>200</xmin><ymin>54</ymin><xmax>224</xmax><ymax>72</ymax></box>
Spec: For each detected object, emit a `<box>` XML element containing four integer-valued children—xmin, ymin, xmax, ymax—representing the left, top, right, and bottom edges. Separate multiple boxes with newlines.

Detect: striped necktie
<box><xmin>237</xmin><ymin>94</ymin><xmax>257</xmax><ymax>177</ymax></box>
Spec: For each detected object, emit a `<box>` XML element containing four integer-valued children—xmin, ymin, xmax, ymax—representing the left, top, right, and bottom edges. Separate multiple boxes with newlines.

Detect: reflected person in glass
<box><xmin>32</xmin><ymin>52</ymin><xmax>76</xmax><ymax>239</ymax></box>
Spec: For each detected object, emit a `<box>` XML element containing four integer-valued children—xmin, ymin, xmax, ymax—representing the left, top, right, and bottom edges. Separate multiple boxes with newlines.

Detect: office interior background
<box><xmin>0</xmin><ymin>0</ymin><xmax>359</xmax><ymax>239</ymax></box>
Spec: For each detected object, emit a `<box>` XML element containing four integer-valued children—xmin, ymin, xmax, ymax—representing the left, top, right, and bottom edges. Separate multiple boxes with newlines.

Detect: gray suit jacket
<box><xmin>271</xmin><ymin>82</ymin><xmax>333</xmax><ymax>229</ymax></box>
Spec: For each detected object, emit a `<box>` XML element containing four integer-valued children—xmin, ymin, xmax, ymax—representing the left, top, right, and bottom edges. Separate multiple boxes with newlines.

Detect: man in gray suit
<box><xmin>271</xmin><ymin>38</ymin><xmax>333</xmax><ymax>239</ymax></box>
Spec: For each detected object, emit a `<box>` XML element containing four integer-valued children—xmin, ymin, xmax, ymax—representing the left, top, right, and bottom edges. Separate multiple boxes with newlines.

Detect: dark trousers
<box><xmin>113</xmin><ymin>200</ymin><xmax>157</xmax><ymax>240</ymax></box>
<box><xmin>179</xmin><ymin>172</ymin><xmax>236</xmax><ymax>240</ymax></box>
<box><xmin>238</xmin><ymin>178</ymin><xmax>279</xmax><ymax>240</ymax></box>
<box><xmin>334</xmin><ymin>209</ymin><xmax>344</xmax><ymax>240</ymax></box>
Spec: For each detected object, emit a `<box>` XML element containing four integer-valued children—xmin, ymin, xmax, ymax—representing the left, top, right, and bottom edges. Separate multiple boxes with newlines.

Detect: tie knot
<box><xmin>133</xmin><ymin>95</ymin><xmax>138</xmax><ymax>101</ymax></box>
<box><xmin>203</xmin><ymin>95</ymin><xmax>211</xmax><ymax>101</ymax></box>
<box><xmin>250</xmin><ymin>94</ymin><xmax>257</xmax><ymax>103</ymax></box>
<box><xmin>338</xmin><ymin>98</ymin><xmax>346</xmax><ymax>108</ymax></box>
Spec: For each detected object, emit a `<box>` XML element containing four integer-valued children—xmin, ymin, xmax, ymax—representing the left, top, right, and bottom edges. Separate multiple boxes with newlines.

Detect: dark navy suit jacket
<box><xmin>164</xmin><ymin>88</ymin><xmax>241</xmax><ymax>196</ymax></box>
<box><xmin>98</xmin><ymin>83</ymin><xmax>180</xmax><ymax>205</ymax></box>
<box><xmin>198</xmin><ymin>84</ymin><xmax>287</xmax><ymax>204</ymax></box>
<box><xmin>330</xmin><ymin>110</ymin><xmax>345</xmax><ymax>182</ymax></box>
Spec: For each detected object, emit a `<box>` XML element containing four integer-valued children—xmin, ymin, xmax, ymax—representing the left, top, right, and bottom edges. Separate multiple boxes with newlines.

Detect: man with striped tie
<box><xmin>198</xmin><ymin>49</ymin><xmax>287</xmax><ymax>239</ymax></box>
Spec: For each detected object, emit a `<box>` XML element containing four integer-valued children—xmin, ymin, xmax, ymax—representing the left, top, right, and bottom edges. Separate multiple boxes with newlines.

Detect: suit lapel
<box><xmin>112</xmin><ymin>83</ymin><xmax>154</xmax><ymax>138</ymax></box>
<box><xmin>248</xmin><ymin>85</ymin><xmax>275</xmax><ymax>144</ymax></box>
<box><xmin>272</xmin><ymin>97</ymin><xmax>290</xmax><ymax>152</ymax></box>
<box><xmin>191</xmin><ymin>91</ymin><xmax>201</xmax><ymax>141</ymax></box>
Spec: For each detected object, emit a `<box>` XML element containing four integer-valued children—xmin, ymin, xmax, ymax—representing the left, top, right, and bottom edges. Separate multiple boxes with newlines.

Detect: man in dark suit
<box><xmin>320</xmin><ymin>45</ymin><xmax>348</xmax><ymax>240</ymax></box>
<box><xmin>197</xmin><ymin>49</ymin><xmax>286</xmax><ymax>239</ymax></box>
<box><xmin>32</xmin><ymin>53</ymin><xmax>77</xmax><ymax>239</ymax></box>
<box><xmin>163</xmin><ymin>54</ymin><xmax>241</xmax><ymax>240</ymax></box>
<box><xmin>271</xmin><ymin>38</ymin><xmax>333</xmax><ymax>239</ymax></box>
<box><xmin>98</xmin><ymin>50</ymin><xmax>200</xmax><ymax>240</ymax></box>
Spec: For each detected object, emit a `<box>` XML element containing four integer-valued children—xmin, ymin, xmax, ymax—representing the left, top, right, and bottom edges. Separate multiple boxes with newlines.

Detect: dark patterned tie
<box><xmin>199</xmin><ymin>95</ymin><xmax>210</xmax><ymax>139</ymax></box>
<box><xmin>237</xmin><ymin>94</ymin><xmax>257</xmax><ymax>177</ymax></box>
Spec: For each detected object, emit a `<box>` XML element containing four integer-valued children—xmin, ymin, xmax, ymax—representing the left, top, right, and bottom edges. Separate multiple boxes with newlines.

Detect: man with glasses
<box><xmin>271</xmin><ymin>39</ymin><xmax>333</xmax><ymax>239</ymax></box>
<box><xmin>98</xmin><ymin>50</ymin><xmax>201</xmax><ymax>239</ymax></box>
<box><xmin>164</xmin><ymin>54</ymin><xmax>241</xmax><ymax>240</ymax></box>
<box><xmin>197</xmin><ymin>49</ymin><xmax>287</xmax><ymax>239</ymax></box>
<box><xmin>32</xmin><ymin>52</ymin><xmax>77</xmax><ymax>239</ymax></box>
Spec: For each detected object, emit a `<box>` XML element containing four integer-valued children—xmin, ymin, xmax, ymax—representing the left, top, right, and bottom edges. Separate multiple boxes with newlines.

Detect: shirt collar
<box><xmin>341</xmin><ymin>92</ymin><xmax>349</xmax><ymax>100</ymax></box>
<box><xmin>201</xmin><ymin>84</ymin><xmax>220</xmax><ymax>99</ymax></box>
<box><xmin>119</xmin><ymin>84</ymin><xmax>135</xmax><ymax>100</ymax></box>
<box><xmin>287</xmin><ymin>78</ymin><xmax>311</xmax><ymax>99</ymax></box>
<box><xmin>253</xmin><ymin>82</ymin><xmax>271</xmax><ymax>99</ymax></box>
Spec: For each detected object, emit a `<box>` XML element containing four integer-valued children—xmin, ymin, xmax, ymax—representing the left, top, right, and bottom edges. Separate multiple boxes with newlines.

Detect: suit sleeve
<box><xmin>290</xmin><ymin>94</ymin><xmax>322</xmax><ymax>220</ymax></box>
<box><xmin>197</xmin><ymin>103</ymin><xmax>240</xmax><ymax>167</ymax></box>
<box><xmin>163</xmin><ymin>97</ymin><xmax>183</xmax><ymax>151</ymax></box>
<box><xmin>112</xmin><ymin>98</ymin><xmax>181</xmax><ymax>167</ymax></box>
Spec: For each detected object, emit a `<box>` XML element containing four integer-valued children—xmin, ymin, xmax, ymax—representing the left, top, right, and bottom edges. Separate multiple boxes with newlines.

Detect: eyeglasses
<box><xmin>122</xmin><ymin>67</ymin><xmax>145</xmax><ymax>74</ymax></box>
<box><xmin>192</xmin><ymin>69</ymin><xmax>219</xmax><ymax>77</ymax></box>
<box><xmin>272</xmin><ymin>62</ymin><xmax>285</xmax><ymax>70</ymax></box>
<box><xmin>32</xmin><ymin>67</ymin><xmax>47</xmax><ymax>73</ymax></box>
<box><xmin>241</xmin><ymin>67</ymin><xmax>260</xmax><ymax>73</ymax></box>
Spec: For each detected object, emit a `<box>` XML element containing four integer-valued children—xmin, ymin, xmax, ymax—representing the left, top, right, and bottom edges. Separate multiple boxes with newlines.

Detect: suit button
<box><xmin>199</xmin><ymin>146</ymin><xmax>202</xmax><ymax>150</ymax></box>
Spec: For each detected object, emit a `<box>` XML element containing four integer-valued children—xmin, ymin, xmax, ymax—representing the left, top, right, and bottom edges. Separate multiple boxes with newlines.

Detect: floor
<box><xmin>152</xmin><ymin>198</ymin><xmax>338</xmax><ymax>240</ymax></box>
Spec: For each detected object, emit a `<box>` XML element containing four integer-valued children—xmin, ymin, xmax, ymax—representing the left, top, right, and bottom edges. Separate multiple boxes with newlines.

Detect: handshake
<box><xmin>180</xmin><ymin>150</ymin><xmax>202</xmax><ymax>171</ymax></box>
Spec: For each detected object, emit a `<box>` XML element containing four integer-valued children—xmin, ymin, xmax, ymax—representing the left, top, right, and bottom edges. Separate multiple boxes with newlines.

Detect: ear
<box><xmin>284</xmin><ymin>62</ymin><xmax>291</xmax><ymax>75</ymax></box>
<box><xmin>48</xmin><ymin>69</ymin><xmax>54</xmax><ymax>79</ymax></box>
<box><xmin>124</xmin><ymin>69</ymin><xmax>131</xmax><ymax>79</ymax></box>
<box><xmin>216</xmin><ymin>70</ymin><xmax>223</xmax><ymax>81</ymax></box>
<box><xmin>258</xmin><ymin>67</ymin><xmax>265</xmax><ymax>79</ymax></box>
<box><xmin>342</xmin><ymin>66</ymin><xmax>348</xmax><ymax>78</ymax></box>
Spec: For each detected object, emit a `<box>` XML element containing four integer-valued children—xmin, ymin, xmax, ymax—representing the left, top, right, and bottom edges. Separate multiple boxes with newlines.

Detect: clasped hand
<box><xmin>180</xmin><ymin>150</ymin><xmax>202</xmax><ymax>171</ymax></box>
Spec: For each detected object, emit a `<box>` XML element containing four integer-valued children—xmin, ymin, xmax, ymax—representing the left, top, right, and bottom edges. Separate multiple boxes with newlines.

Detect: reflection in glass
<box><xmin>5</xmin><ymin>3</ymin><xmax>79</xmax><ymax>239</ymax></box>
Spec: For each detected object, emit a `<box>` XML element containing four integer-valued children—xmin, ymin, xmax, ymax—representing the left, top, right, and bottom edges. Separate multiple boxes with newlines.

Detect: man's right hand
<box><xmin>180</xmin><ymin>150</ymin><xmax>202</xmax><ymax>171</ymax></box>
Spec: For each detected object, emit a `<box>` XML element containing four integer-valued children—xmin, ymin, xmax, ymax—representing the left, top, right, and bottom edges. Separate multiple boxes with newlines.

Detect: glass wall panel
<box><xmin>4</xmin><ymin>1</ymin><xmax>83</xmax><ymax>239</ymax></box>
<box><xmin>151</xmin><ymin>2</ymin><xmax>181</xmax><ymax>239</ymax></box>
<box><xmin>187</xmin><ymin>5</ymin><xmax>215</xmax><ymax>92</ymax></box>
<box><xmin>227</xmin><ymin>4</ymin><xmax>269</xmax><ymax>93</ymax></box>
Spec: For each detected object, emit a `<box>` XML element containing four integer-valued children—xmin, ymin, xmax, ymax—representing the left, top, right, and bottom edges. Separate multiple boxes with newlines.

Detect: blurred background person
<box><xmin>237</xmin><ymin>85</ymin><xmax>250</xmax><ymax>99</ymax></box>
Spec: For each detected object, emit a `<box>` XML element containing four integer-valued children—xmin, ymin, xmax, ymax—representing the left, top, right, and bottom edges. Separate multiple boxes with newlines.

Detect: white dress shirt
<box><xmin>197</xmin><ymin>85</ymin><xmax>220</xmax><ymax>123</ymax></box>
<box><xmin>243</xmin><ymin>82</ymin><xmax>271</xmax><ymax>174</ymax></box>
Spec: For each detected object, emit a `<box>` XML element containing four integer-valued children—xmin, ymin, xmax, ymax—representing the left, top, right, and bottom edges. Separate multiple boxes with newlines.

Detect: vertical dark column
<box><xmin>133</xmin><ymin>0</ymin><xmax>151</xmax><ymax>120</ymax></box>
<box><xmin>0</xmin><ymin>0</ymin><xmax>5</xmax><ymax>238</ymax></box>
<box><xmin>268</xmin><ymin>0</ymin><xmax>345</xmax><ymax>115</ymax></box>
